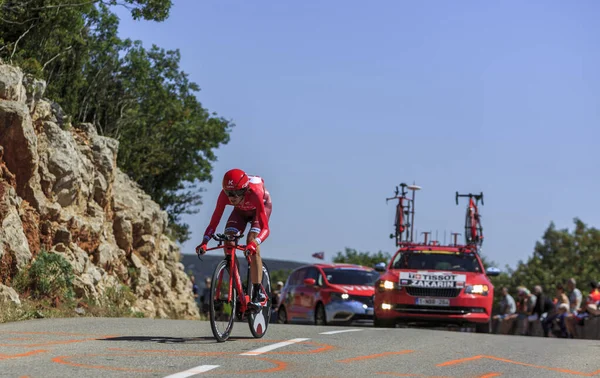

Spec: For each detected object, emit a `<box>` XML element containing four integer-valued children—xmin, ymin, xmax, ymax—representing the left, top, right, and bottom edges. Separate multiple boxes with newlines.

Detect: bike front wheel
<box><xmin>247</xmin><ymin>261</ymin><xmax>272</xmax><ymax>338</ymax></box>
<box><xmin>209</xmin><ymin>259</ymin><xmax>237</xmax><ymax>342</ymax></box>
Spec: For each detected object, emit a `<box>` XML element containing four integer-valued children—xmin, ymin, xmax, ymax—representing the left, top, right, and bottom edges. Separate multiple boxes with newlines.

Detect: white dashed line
<box><xmin>320</xmin><ymin>329</ymin><xmax>364</xmax><ymax>335</ymax></box>
<box><xmin>162</xmin><ymin>364</ymin><xmax>220</xmax><ymax>377</ymax></box>
<box><xmin>240</xmin><ymin>338</ymin><xmax>310</xmax><ymax>355</ymax></box>
<box><xmin>163</xmin><ymin>337</ymin><xmax>311</xmax><ymax>376</ymax></box>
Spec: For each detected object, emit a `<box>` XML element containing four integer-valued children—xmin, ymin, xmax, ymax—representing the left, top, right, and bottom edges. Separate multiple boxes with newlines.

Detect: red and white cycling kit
<box><xmin>202</xmin><ymin>175</ymin><xmax>272</xmax><ymax>245</ymax></box>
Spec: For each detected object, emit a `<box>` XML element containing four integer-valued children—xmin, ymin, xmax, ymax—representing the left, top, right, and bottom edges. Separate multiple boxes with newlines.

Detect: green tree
<box><xmin>1</xmin><ymin>1</ymin><xmax>233</xmax><ymax>242</ymax></box>
<box><xmin>270</xmin><ymin>269</ymin><xmax>292</xmax><ymax>286</ymax></box>
<box><xmin>113</xmin><ymin>43</ymin><xmax>233</xmax><ymax>242</ymax></box>
<box><xmin>333</xmin><ymin>247</ymin><xmax>391</xmax><ymax>268</ymax></box>
<box><xmin>0</xmin><ymin>0</ymin><xmax>172</xmax><ymax>109</ymax></box>
<box><xmin>502</xmin><ymin>218</ymin><xmax>600</xmax><ymax>296</ymax></box>
<box><xmin>75</xmin><ymin>4</ymin><xmax>129</xmax><ymax>128</ymax></box>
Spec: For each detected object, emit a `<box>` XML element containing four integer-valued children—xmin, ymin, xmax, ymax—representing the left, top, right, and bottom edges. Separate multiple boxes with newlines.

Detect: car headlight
<box><xmin>330</xmin><ymin>292</ymin><xmax>350</xmax><ymax>301</ymax></box>
<box><xmin>378</xmin><ymin>280</ymin><xmax>397</xmax><ymax>290</ymax></box>
<box><xmin>465</xmin><ymin>284</ymin><xmax>489</xmax><ymax>295</ymax></box>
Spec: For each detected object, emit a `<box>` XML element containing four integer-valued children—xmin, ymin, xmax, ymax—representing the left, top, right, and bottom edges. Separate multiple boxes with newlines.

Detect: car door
<box><xmin>296</xmin><ymin>267</ymin><xmax>320</xmax><ymax>320</ymax></box>
<box><xmin>286</xmin><ymin>268</ymin><xmax>307</xmax><ymax>321</ymax></box>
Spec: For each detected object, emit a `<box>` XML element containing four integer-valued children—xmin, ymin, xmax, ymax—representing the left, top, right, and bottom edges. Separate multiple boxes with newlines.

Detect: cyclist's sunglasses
<box><xmin>225</xmin><ymin>188</ymin><xmax>247</xmax><ymax>197</ymax></box>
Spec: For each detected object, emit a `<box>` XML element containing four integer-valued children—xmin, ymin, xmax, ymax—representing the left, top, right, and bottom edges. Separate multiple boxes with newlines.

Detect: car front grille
<box><xmin>405</xmin><ymin>287</ymin><xmax>462</xmax><ymax>298</ymax></box>
<box><xmin>394</xmin><ymin>304</ymin><xmax>483</xmax><ymax>315</ymax></box>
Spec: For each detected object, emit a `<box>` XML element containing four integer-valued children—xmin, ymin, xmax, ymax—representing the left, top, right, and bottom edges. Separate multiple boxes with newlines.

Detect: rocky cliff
<box><xmin>0</xmin><ymin>63</ymin><xmax>200</xmax><ymax>320</ymax></box>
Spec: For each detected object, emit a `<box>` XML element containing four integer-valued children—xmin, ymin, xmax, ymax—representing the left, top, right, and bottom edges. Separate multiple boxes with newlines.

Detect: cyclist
<box><xmin>196</xmin><ymin>168</ymin><xmax>272</xmax><ymax>311</ymax></box>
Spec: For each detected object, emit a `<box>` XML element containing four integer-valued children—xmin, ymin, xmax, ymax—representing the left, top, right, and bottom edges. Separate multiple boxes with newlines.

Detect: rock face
<box><xmin>0</xmin><ymin>64</ymin><xmax>199</xmax><ymax>320</ymax></box>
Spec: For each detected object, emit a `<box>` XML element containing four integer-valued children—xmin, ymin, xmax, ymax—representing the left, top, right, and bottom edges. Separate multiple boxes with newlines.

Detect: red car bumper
<box><xmin>374</xmin><ymin>290</ymin><xmax>492</xmax><ymax>325</ymax></box>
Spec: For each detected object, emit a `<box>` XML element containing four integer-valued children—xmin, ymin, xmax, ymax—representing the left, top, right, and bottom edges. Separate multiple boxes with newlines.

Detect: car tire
<box><xmin>315</xmin><ymin>303</ymin><xmax>327</xmax><ymax>326</ymax></box>
<box><xmin>374</xmin><ymin>314</ymin><xmax>395</xmax><ymax>328</ymax></box>
<box><xmin>475</xmin><ymin>320</ymin><xmax>491</xmax><ymax>334</ymax></box>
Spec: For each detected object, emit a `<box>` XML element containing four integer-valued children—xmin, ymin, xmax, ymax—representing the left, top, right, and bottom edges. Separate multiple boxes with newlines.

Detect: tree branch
<box><xmin>0</xmin><ymin>15</ymin><xmax>40</xmax><ymax>25</ymax></box>
<box><xmin>9</xmin><ymin>22</ymin><xmax>35</xmax><ymax>61</ymax></box>
<box><xmin>42</xmin><ymin>46</ymin><xmax>73</xmax><ymax>70</ymax></box>
<box><xmin>113</xmin><ymin>1</ymin><xmax>134</xmax><ymax>11</ymax></box>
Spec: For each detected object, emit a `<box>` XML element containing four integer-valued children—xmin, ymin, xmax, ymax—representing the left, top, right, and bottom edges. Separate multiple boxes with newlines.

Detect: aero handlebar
<box><xmin>455</xmin><ymin>192</ymin><xmax>484</xmax><ymax>206</ymax></box>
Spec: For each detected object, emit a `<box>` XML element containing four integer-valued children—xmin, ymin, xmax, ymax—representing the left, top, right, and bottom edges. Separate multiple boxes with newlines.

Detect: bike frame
<box><xmin>468</xmin><ymin>197</ymin><xmax>479</xmax><ymax>242</ymax></box>
<box><xmin>455</xmin><ymin>192</ymin><xmax>484</xmax><ymax>246</ymax></box>
<box><xmin>204</xmin><ymin>242</ymin><xmax>268</xmax><ymax>315</ymax></box>
<box><xmin>387</xmin><ymin>183</ymin><xmax>416</xmax><ymax>245</ymax></box>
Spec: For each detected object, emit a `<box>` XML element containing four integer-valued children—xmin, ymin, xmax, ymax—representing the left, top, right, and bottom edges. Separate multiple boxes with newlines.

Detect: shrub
<box><xmin>14</xmin><ymin>251</ymin><xmax>74</xmax><ymax>304</ymax></box>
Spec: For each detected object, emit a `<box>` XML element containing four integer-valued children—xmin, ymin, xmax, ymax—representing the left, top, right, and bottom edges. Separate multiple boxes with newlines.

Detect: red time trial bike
<box><xmin>387</xmin><ymin>183</ymin><xmax>421</xmax><ymax>245</ymax></box>
<box><xmin>200</xmin><ymin>233</ymin><xmax>272</xmax><ymax>342</ymax></box>
<box><xmin>455</xmin><ymin>192</ymin><xmax>484</xmax><ymax>247</ymax></box>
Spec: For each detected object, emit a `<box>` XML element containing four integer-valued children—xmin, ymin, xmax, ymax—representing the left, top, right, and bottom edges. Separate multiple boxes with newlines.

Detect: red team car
<box><xmin>373</xmin><ymin>184</ymin><xmax>500</xmax><ymax>333</ymax></box>
<box><xmin>277</xmin><ymin>263</ymin><xmax>379</xmax><ymax>326</ymax></box>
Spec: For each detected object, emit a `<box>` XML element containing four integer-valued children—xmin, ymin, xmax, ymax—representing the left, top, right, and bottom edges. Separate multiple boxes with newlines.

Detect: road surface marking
<box><xmin>437</xmin><ymin>355</ymin><xmax>600</xmax><ymax>376</ymax></box>
<box><xmin>337</xmin><ymin>350</ymin><xmax>414</xmax><ymax>363</ymax></box>
<box><xmin>320</xmin><ymin>329</ymin><xmax>363</xmax><ymax>335</ymax></box>
<box><xmin>240</xmin><ymin>338</ymin><xmax>310</xmax><ymax>356</ymax></box>
<box><xmin>163</xmin><ymin>365</ymin><xmax>220</xmax><ymax>377</ymax></box>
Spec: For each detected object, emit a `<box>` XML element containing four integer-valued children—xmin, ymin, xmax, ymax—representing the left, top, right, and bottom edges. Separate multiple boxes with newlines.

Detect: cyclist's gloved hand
<box><xmin>245</xmin><ymin>241</ymin><xmax>257</xmax><ymax>256</ymax></box>
<box><xmin>196</xmin><ymin>243</ymin><xmax>207</xmax><ymax>255</ymax></box>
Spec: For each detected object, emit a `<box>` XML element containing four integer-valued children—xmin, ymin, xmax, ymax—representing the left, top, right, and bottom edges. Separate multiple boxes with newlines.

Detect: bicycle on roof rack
<box><xmin>386</xmin><ymin>183</ymin><xmax>421</xmax><ymax>246</ymax></box>
<box><xmin>455</xmin><ymin>192</ymin><xmax>484</xmax><ymax>247</ymax></box>
<box><xmin>198</xmin><ymin>232</ymin><xmax>272</xmax><ymax>342</ymax></box>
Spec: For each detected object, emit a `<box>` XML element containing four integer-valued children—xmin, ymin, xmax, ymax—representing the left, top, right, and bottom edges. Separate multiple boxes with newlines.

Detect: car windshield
<box><xmin>391</xmin><ymin>251</ymin><xmax>482</xmax><ymax>273</ymax></box>
<box><xmin>322</xmin><ymin>268</ymin><xmax>379</xmax><ymax>285</ymax></box>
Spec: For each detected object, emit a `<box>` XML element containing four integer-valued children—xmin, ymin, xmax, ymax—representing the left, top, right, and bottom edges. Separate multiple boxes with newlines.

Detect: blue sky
<box><xmin>112</xmin><ymin>1</ymin><xmax>599</xmax><ymax>270</ymax></box>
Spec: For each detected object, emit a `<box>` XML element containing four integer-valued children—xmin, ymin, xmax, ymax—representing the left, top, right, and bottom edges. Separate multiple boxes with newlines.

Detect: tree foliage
<box><xmin>491</xmin><ymin>218</ymin><xmax>600</xmax><ymax>297</ymax></box>
<box><xmin>270</xmin><ymin>269</ymin><xmax>292</xmax><ymax>286</ymax></box>
<box><xmin>0</xmin><ymin>0</ymin><xmax>233</xmax><ymax>242</ymax></box>
<box><xmin>333</xmin><ymin>247</ymin><xmax>391</xmax><ymax>268</ymax></box>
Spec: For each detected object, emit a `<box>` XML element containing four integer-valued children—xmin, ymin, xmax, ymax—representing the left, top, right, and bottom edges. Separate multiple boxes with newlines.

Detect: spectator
<box><xmin>199</xmin><ymin>277</ymin><xmax>212</xmax><ymax>318</ymax></box>
<box><xmin>190</xmin><ymin>275</ymin><xmax>199</xmax><ymax>306</ymax></box>
<box><xmin>533</xmin><ymin>285</ymin><xmax>555</xmax><ymax>318</ymax></box>
<box><xmin>567</xmin><ymin>278</ymin><xmax>583</xmax><ymax>312</ymax></box>
<box><xmin>270</xmin><ymin>281</ymin><xmax>284</xmax><ymax>323</ymax></box>
<box><xmin>566</xmin><ymin>280</ymin><xmax>600</xmax><ymax>338</ymax></box>
<box><xmin>526</xmin><ymin>285</ymin><xmax>553</xmax><ymax>335</ymax></box>
<box><xmin>586</xmin><ymin>281</ymin><xmax>600</xmax><ymax>316</ymax></box>
<box><xmin>589</xmin><ymin>281</ymin><xmax>600</xmax><ymax>304</ymax></box>
<box><xmin>493</xmin><ymin>287</ymin><xmax>516</xmax><ymax>334</ymax></box>
<box><xmin>543</xmin><ymin>283</ymin><xmax>569</xmax><ymax>337</ymax></box>
<box><xmin>556</xmin><ymin>302</ymin><xmax>571</xmax><ymax>337</ymax></box>
<box><xmin>515</xmin><ymin>287</ymin><xmax>536</xmax><ymax>335</ymax></box>
<box><xmin>564</xmin><ymin>278</ymin><xmax>583</xmax><ymax>338</ymax></box>
<box><xmin>272</xmin><ymin>281</ymin><xmax>284</xmax><ymax>308</ymax></box>
<box><xmin>541</xmin><ymin>283</ymin><xmax>567</xmax><ymax>337</ymax></box>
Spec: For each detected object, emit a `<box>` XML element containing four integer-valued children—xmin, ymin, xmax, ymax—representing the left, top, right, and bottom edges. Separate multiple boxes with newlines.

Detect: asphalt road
<box><xmin>0</xmin><ymin>318</ymin><xmax>598</xmax><ymax>377</ymax></box>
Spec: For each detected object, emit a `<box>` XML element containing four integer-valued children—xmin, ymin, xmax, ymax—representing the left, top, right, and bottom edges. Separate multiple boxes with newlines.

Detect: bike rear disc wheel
<box><xmin>248</xmin><ymin>262</ymin><xmax>272</xmax><ymax>338</ymax></box>
<box><xmin>465</xmin><ymin>209</ymin><xmax>474</xmax><ymax>244</ymax></box>
<box><xmin>209</xmin><ymin>259</ymin><xmax>237</xmax><ymax>342</ymax></box>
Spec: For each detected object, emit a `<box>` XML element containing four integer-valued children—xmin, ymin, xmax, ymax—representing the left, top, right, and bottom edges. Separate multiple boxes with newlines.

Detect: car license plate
<box><xmin>415</xmin><ymin>298</ymin><xmax>450</xmax><ymax>306</ymax></box>
<box><xmin>366</xmin><ymin>309</ymin><xmax>373</xmax><ymax>315</ymax></box>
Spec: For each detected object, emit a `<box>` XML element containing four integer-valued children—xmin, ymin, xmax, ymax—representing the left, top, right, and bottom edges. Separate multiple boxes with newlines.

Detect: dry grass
<box><xmin>0</xmin><ymin>286</ymin><xmax>146</xmax><ymax>324</ymax></box>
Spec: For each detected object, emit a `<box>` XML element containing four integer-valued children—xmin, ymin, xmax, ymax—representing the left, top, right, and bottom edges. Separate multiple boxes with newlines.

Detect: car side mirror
<box><xmin>303</xmin><ymin>278</ymin><xmax>316</xmax><ymax>286</ymax></box>
<box><xmin>486</xmin><ymin>267</ymin><xmax>501</xmax><ymax>277</ymax></box>
<box><xmin>374</xmin><ymin>262</ymin><xmax>387</xmax><ymax>272</ymax></box>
